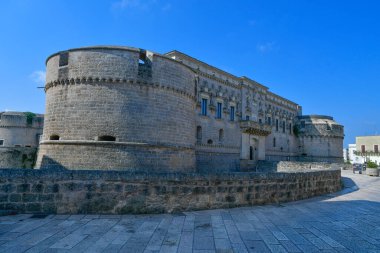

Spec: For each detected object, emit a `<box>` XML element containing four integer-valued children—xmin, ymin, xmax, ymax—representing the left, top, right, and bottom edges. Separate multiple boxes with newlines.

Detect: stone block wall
<box><xmin>38</xmin><ymin>46</ymin><xmax>197</xmax><ymax>172</ymax></box>
<box><xmin>0</xmin><ymin>168</ymin><xmax>341</xmax><ymax>214</ymax></box>
<box><xmin>0</xmin><ymin>147</ymin><xmax>37</xmax><ymax>169</ymax></box>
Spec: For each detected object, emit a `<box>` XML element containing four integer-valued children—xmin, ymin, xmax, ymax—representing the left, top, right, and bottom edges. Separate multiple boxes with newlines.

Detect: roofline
<box><xmin>165</xmin><ymin>50</ymin><xmax>300</xmax><ymax>107</ymax></box>
<box><xmin>46</xmin><ymin>46</ymin><xmax>195</xmax><ymax>74</ymax></box>
<box><xmin>165</xmin><ymin>50</ymin><xmax>241</xmax><ymax>82</ymax></box>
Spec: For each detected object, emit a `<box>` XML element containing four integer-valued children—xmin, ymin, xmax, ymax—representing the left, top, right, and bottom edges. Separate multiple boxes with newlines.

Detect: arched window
<box><xmin>50</xmin><ymin>135</ymin><xmax>60</xmax><ymax>140</ymax></box>
<box><xmin>196</xmin><ymin>126</ymin><xmax>202</xmax><ymax>143</ymax></box>
<box><xmin>207</xmin><ymin>139</ymin><xmax>213</xmax><ymax>145</ymax></box>
<box><xmin>218</xmin><ymin>129</ymin><xmax>224</xmax><ymax>142</ymax></box>
<box><xmin>98</xmin><ymin>135</ymin><xmax>116</xmax><ymax>141</ymax></box>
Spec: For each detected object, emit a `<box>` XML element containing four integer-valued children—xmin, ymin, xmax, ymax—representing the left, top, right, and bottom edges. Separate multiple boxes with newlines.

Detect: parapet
<box><xmin>296</xmin><ymin>115</ymin><xmax>344</xmax><ymax>138</ymax></box>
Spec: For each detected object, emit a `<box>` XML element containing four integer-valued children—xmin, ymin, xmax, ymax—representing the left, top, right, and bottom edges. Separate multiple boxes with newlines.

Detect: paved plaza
<box><xmin>0</xmin><ymin>170</ymin><xmax>379</xmax><ymax>253</ymax></box>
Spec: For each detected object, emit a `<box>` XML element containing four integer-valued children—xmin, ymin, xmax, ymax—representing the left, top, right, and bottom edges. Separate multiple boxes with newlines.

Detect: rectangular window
<box><xmin>259</xmin><ymin>118</ymin><xmax>262</xmax><ymax>124</ymax></box>
<box><xmin>230</xmin><ymin>106</ymin><xmax>235</xmax><ymax>121</ymax></box>
<box><xmin>268</xmin><ymin>117</ymin><xmax>271</xmax><ymax>125</ymax></box>
<box><xmin>361</xmin><ymin>145</ymin><xmax>366</xmax><ymax>153</ymax></box>
<box><xmin>216</xmin><ymin>102</ymin><xmax>222</xmax><ymax>119</ymax></box>
<box><xmin>0</xmin><ymin>140</ymin><xmax>3</xmax><ymax>146</ymax></box>
<box><xmin>276</xmin><ymin>119</ymin><xmax>279</xmax><ymax>131</ymax></box>
<box><xmin>301</xmin><ymin>121</ymin><xmax>306</xmax><ymax>128</ymax></box>
<box><xmin>289</xmin><ymin>123</ymin><xmax>292</xmax><ymax>134</ymax></box>
<box><xmin>375</xmin><ymin>145</ymin><xmax>379</xmax><ymax>153</ymax></box>
<box><xmin>201</xmin><ymin>98</ymin><xmax>208</xmax><ymax>116</ymax></box>
<box><xmin>246</xmin><ymin>115</ymin><xmax>250</xmax><ymax>121</ymax></box>
<box><xmin>59</xmin><ymin>52</ymin><xmax>69</xmax><ymax>67</ymax></box>
<box><xmin>282</xmin><ymin>121</ymin><xmax>286</xmax><ymax>133</ymax></box>
<box><xmin>273</xmin><ymin>138</ymin><xmax>276</xmax><ymax>147</ymax></box>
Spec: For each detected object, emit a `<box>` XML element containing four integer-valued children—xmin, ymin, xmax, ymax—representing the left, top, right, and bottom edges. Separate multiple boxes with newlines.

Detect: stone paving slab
<box><xmin>0</xmin><ymin>170</ymin><xmax>380</xmax><ymax>252</ymax></box>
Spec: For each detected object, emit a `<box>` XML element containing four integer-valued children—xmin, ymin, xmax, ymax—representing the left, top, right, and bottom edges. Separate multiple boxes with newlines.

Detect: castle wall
<box><xmin>297</xmin><ymin>116</ymin><xmax>344</xmax><ymax>162</ymax></box>
<box><xmin>0</xmin><ymin>168</ymin><xmax>341</xmax><ymax>214</ymax></box>
<box><xmin>0</xmin><ymin>113</ymin><xmax>43</xmax><ymax>147</ymax></box>
<box><xmin>0</xmin><ymin>112</ymin><xmax>43</xmax><ymax>169</ymax></box>
<box><xmin>35</xmin><ymin>46</ymin><xmax>344</xmax><ymax>172</ymax></box>
<box><xmin>0</xmin><ymin>147</ymin><xmax>37</xmax><ymax>169</ymax></box>
<box><xmin>37</xmin><ymin>47</ymin><xmax>197</xmax><ymax>172</ymax></box>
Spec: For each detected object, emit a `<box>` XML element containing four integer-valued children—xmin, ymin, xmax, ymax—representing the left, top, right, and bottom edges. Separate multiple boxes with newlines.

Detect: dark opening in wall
<box><xmin>98</xmin><ymin>135</ymin><xmax>116</xmax><ymax>142</ymax></box>
<box><xmin>0</xmin><ymin>140</ymin><xmax>3</xmax><ymax>146</ymax></box>
<box><xmin>218</xmin><ymin>129</ymin><xmax>224</xmax><ymax>142</ymax></box>
<box><xmin>59</xmin><ymin>52</ymin><xmax>69</xmax><ymax>67</ymax></box>
<box><xmin>207</xmin><ymin>139</ymin><xmax>213</xmax><ymax>145</ymax></box>
<box><xmin>138</xmin><ymin>50</ymin><xmax>152</xmax><ymax>78</ymax></box>
<box><xmin>50</xmin><ymin>135</ymin><xmax>60</xmax><ymax>140</ymax></box>
<box><xmin>196</xmin><ymin>126</ymin><xmax>202</xmax><ymax>143</ymax></box>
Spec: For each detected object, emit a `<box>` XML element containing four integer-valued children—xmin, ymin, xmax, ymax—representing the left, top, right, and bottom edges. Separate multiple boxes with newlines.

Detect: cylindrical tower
<box><xmin>296</xmin><ymin>115</ymin><xmax>344</xmax><ymax>162</ymax></box>
<box><xmin>36</xmin><ymin>46</ymin><xmax>197</xmax><ymax>172</ymax></box>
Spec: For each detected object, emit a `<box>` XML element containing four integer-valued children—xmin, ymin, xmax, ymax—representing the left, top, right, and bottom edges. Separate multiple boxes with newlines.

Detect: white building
<box><xmin>347</xmin><ymin>136</ymin><xmax>380</xmax><ymax>165</ymax></box>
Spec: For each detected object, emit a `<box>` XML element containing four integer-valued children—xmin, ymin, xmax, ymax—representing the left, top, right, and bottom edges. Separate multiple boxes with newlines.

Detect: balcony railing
<box><xmin>240</xmin><ymin>120</ymin><xmax>272</xmax><ymax>136</ymax></box>
<box><xmin>354</xmin><ymin>151</ymin><xmax>380</xmax><ymax>157</ymax></box>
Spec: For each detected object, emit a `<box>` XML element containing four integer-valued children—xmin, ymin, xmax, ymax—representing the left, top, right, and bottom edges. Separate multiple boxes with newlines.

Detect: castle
<box><xmin>0</xmin><ymin>111</ymin><xmax>44</xmax><ymax>168</ymax></box>
<box><xmin>35</xmin><ymin>46</ymin><xmax>344</xmax><ymax>172</ymax></box>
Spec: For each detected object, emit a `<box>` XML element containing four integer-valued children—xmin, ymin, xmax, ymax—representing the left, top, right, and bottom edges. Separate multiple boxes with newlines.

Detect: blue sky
<box><xmin>0</xmin><ymin>0</ymin><xmax>379</xmax><ymax>147</ymax></box>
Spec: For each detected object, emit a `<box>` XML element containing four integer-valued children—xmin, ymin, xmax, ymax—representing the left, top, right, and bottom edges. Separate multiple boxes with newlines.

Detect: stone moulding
<box><xmin>40</xmin><ymin>140</ymin><xmax>194</xmax><ymax>150</ymax></box>
<box><xmin>0</xmin><ymin>168</ymin><xmax>341</xmax><ymax>214</ymax></box>
<box><xmin>44</xmin><ymin>77</ymin><xmax>196</xmax><ymax>101</ymax></box>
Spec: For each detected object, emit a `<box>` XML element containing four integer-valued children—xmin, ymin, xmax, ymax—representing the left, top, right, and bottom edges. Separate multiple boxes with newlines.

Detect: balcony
<box><xmin>240</xmin><ymin>120</ymin><xmax>272</xmax><ymax>136</ymax></box>
<box><xmin>354</xmin><ymin>151</ymin><xmax>380</xmax><ymax>157</ymax></box>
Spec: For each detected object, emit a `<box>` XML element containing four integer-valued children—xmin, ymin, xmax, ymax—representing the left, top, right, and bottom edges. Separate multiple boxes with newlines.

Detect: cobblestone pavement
<box><xmin>0</xmin><ymin>170</ymin><xmax>379</xmax><ymax>253</ymax></box>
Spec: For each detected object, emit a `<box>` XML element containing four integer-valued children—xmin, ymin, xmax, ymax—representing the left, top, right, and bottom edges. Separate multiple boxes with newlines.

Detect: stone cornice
<box><xmin>40</xmin><ymin>140</ymin><xmax>194</xmax><ymax>150</ymax></box>
<box><xmin>195</xmin><ymin>143</ymin><xmax>240</xmax><ymax>150</ymax></box>
<box><xmin>196</xmin><ymin>70</ymin><xmax>241</xmax><ymax>90</ymax></box>
<box><xmin>0</xmin><ymin>125</ymin><xmax>42</xmax><ymax>130</ymax></box>
<box><xmin>44</xmin><ymin>77</ymin><xmax>196</xmax><ymax>101</ymax></box>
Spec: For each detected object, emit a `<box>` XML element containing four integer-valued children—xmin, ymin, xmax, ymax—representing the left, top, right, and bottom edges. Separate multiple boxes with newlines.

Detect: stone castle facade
<box><xmin>0</xmin><ymin>111</ymin><xmax>44</xmax><ymax>168</ymax></box>
<box><xmin>36</xmin><ymin>46</ymin><xmax>344</xmax><ymax>172</ymax></box>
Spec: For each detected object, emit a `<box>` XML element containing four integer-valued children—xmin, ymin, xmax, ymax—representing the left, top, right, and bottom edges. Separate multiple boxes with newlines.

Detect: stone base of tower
<box><xmin>35</xmin><ymin>141</ymin><xmax>196</xmax><ymax>172</ymax></box>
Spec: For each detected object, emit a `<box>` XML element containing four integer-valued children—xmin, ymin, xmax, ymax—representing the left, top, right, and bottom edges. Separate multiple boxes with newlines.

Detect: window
<box><xmin>289</xmin><ymin>123</ymin><xmax>292</xmax><ymax>134</ymax></box>
<box><xmin>276</xmin><ymin>119</ymin><xmax>279</xmax><ymax>131</ymax></box>
<box><xmin>216</xmin><ymin>102</ymin><xmax>222</xmax><ymax>119</ymax></box>
<box><xmin>218</xmin><ymin>129</ymin><xmax>224</xmax><ymax>142</ymax></box>
<box><xmin>361</xmin><ymin>145</ymin><xmax>366</xmax><ymax>153</ymax></box>
<box><xmin>59</xmin><ymin>52</ymin><xmax>69</xmax><ymax>67</ymax></box>
<box><xmin>301</xmin><ymin>121</ymin><xmax>306</xmax><ymax>128</ymax></box>
<box><xmin>196</xmin><ymin>126</ymin><xmax>202</xmax><ymax>143</ymax></box>
<box><xmin>138</xmin><ymin>51</ymin><xmax>152</xmax><ymax>78</ymax></box>
<box><xmin>0</xmin><ymin>140</ymin><xmax>3</xmax><ymax>146</ymax></box>
<box><xmin>201</xmin><ymin>98</ymin><xmax>208</xmax><ymax>116</ymax></box>
<box><xmin>326</xmin><ymin>122</ymin><xmax>331</xmax><ymax>131</ymax></box>
<box><xmin>259</xmin><ymin>118</ymin><xmax>262</xmax><ymax>124</ymax></box>
<box><xmin>98</xmin><ymin>135</ymin><xmax>116</xmax><ymax>141</ymax></box>
<box><xmin>49</xmin><ymin>135</ymin><xmax>60</xmax><ymax>140</ymax></box>
<box><xmin>282</xmin><ymin>121</ymin><xmax>286</xmax><ymax>133</ymax></box>
<box><xmin>230</xmin><ymin>106</ymin><xmax>235</xmax><ymax>121</ymax></box>
<box><xmin>246</xmin><ymin>115</ymin><xmax>250</xmax><ymax>121</ymax></box>
<box><xmin>207</xmin><ymin>139</ymin><xmax>213</xmax><ymax>145</ymax></box>
<box><xmin>268</xmin><ymin>117</ymin><xmax>272</xmax><ymax>125</ymax></box>
<box><xmin>273</xmin><ymin>138</ymin><xmax>276</xmax><ymax>148</ymax></box>
<box><xmin>375</xmin><ymin>145</ymin><xmax>379</xmax><ymax>153</ymax></box>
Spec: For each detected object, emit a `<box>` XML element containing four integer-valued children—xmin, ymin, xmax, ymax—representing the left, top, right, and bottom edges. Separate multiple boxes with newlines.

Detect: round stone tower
<box><xmin>296</xmin><ymin>115</ymin><xmax>344</xmax><ymax>162</ymax></box>
<box><xmin>36</xmin><ymin>46</ymin><xmax>197</xmax><ymax>172</ymax></box>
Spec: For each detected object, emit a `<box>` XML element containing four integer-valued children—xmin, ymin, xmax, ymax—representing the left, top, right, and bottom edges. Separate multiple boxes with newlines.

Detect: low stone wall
<box><xmin>0</xmin><ymin>147</ymin><xmax>37</xmax><ymax>169</ymax></box>
<box><xmin>0</xmin><ymin>168</ymin><xmax>341</xmax><ymax>214</ymax></box>
<box><xmin>276</xmin><ymin>161</ymin><xmax>350</xmax><ymax>172</ymax></box>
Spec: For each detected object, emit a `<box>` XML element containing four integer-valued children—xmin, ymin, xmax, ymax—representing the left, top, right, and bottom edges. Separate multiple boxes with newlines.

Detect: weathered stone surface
<box><xmin>0</xmin><ymin>167</ymin><xmax>341</xmax><ymax>214</ymax></box>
